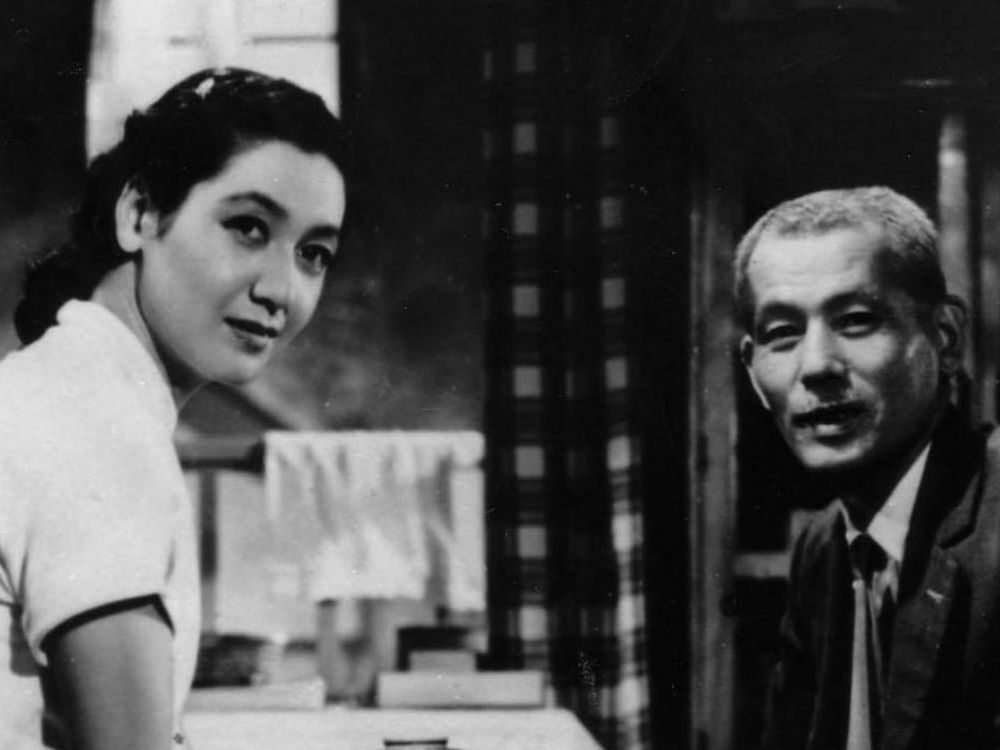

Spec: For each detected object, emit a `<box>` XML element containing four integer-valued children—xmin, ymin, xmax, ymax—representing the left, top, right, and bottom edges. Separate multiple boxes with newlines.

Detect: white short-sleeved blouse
<box><xmin>0</xmin><ymin>300</ymin><xmax>199</xmax><ymax>748</ymax></box>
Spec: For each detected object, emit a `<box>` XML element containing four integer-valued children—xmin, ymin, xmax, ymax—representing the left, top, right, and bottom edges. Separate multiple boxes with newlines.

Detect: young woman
<box><xmin>0</xmin><ymin>68</ymin><xmax>351</xmax><ymax>750</ymax></box>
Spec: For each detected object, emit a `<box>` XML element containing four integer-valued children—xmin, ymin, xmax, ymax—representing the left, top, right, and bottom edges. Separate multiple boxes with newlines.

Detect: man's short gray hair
<box><xmin>733</xmin><ymin>186</ymin><xmax>945</xmax><ymax>332</ymax></box>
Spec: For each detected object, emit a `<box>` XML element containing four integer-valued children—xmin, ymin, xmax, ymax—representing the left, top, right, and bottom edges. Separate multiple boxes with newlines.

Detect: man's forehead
<box><xmin>755</xmin><ymin>220</ymin><xmax>884</xmax><ymax>251</ymax></box>
<box><xmin>746</xmin><ymin>224</ymin><xmax>910</xmax><ymax>311</ymax></box>
<box><xmin>749</xmin><ymin>224</ymin><xmax>885</xmax><ymax>277</ymax></box>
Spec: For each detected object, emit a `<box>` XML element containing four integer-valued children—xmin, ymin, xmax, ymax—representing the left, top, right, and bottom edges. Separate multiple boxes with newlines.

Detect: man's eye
<box><xmin>758</xmin><ymin>324</ymin><xmax>800</xmax><ymax>347</ymax></box>
<box><xmin>836</xmin><ymin>311</ymin><xmax>880</xmax><ymax>336</ymax></box>
<box><xmin>297</xmin><ymin>242</ymin><xmax>336</xmax><ymax>276</ymax></box>
<box><xmin>223</xmin><ymin>216</ymin><xmax>269</xmax><ymax>246</ymax></box>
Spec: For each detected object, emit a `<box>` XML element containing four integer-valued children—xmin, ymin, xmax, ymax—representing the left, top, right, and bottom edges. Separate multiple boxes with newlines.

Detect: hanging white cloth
<box><xmin>264</xmin><ymin>431</ymin><xmax>485</xmax><ymax>610</ymax></box>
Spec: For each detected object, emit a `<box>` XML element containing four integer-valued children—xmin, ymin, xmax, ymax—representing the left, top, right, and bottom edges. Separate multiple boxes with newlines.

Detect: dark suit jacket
<box><xmin>764</xmin><ymin>409</ymin><xmax>1000</xmax><ymax>750</ymax></box>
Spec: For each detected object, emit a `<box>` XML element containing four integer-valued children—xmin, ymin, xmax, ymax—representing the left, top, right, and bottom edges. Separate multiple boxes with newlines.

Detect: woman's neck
<box><xmin>89</xmin><ymin>261</ymin><xmax>206</xmax><ymax>410</ymax></box>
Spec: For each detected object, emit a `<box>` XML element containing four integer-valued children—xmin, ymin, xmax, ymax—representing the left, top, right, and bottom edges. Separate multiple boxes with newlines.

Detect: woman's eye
<box><xmin>298</xmin><ymin>243</ymin><xmax>336</xmax><ymax>276</ymax></box>
<box><xmin>223</xmin><ymin>216</ymin><xmax>269</xmax><ymax>246</ymax></box>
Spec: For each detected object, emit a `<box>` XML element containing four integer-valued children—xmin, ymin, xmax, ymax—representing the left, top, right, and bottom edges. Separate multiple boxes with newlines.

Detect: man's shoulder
<box><xmin>942</xmin><ymin>419</ymin><xmax>999</xmax><ymax>498</ymax></box>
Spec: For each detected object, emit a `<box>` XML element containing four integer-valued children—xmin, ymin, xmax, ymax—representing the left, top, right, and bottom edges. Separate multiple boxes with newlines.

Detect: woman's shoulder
<box><xmin>0</xmin><ymin>302</ymin><xmax>173</xmax><ymax>456</ymax></box>
<box><xmin>0</xmin><ymin>318</ymin><xmax>108</xmax><ymax>421</ymax></box>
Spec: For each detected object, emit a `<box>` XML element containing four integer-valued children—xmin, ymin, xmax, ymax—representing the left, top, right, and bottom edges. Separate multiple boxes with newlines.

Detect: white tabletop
<box><xmin>184</xmin><ymin>707</ymin><xmax>604</xmax><ymax>750</ymax></box>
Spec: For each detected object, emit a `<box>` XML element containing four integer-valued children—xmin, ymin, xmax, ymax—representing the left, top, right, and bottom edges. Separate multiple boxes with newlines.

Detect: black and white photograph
<box><xmin>0</xmin><ymin>2</ymin><xmax>997</xmax><ymax>749</ymax></box>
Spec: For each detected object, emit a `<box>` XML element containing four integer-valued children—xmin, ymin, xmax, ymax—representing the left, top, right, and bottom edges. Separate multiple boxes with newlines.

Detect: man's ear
<box><xmin>740</xmin><ymin>334</ymin><xmax>771</xmax><ymax>412</ymax></box>
<box><xmin>114</xmin><ymin>180</ymin><xmax>159</xmax><ymax>254</ymax></box>
<box><xmin>934</xmin><ymin>294</ymin><xmax>967</xmax><ymax>377</ymax></box>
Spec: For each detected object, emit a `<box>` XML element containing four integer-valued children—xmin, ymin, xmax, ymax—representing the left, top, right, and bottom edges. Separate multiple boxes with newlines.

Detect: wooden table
<box><xmin>185</xmin><ymin>708</ymin><xmax>604</xmax><ymax>750</ymax></box>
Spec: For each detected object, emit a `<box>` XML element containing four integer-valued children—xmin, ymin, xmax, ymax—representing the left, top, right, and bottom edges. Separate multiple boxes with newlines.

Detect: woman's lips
<box><xmin>225</xmin><ymin>317</ymin><xmax>279</xmax><ymax>350</ymax></box>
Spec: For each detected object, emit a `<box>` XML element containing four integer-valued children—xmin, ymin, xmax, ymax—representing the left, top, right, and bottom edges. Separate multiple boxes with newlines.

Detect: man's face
<box><xmin>740</xmin><ymin>225</ymin><xmax>950</xmax><ymax>476</ymax></box>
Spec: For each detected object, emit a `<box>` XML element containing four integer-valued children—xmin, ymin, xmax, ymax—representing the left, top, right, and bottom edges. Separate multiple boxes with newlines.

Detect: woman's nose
<box><xmin>249</xmin><ymin>250</ymin><xmax>294</xmax><ymax>316</ymax></box>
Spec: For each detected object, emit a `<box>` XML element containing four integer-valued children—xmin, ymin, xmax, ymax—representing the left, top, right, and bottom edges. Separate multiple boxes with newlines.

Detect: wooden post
<box><xmin>688</xmin><ymin>117</ymin><xmax>742</xmax><ymax>750</ymax></box>
<box><xmin>198</xmin><ymin>469</ymin><xmax>218</xmax><ymax>633</ymax></box>
<box><xmin>938</xmin><ymin>110</ymin><xmax>977</xmax><ymax>390</ymax></box>
<box><xmin>976</xmin><ymin>118</ymin><xmax>1000</xmax><ymax>424</ymax></box>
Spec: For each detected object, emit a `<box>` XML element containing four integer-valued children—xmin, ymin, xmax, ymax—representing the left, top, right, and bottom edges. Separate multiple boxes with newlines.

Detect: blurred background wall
<box><xmin>0</xmin><ymin>0</ymin><xmax>92</xmax><ymax>355</ymax></box>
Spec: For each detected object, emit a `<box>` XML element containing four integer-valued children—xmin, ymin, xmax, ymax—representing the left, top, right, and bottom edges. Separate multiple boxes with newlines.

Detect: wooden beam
<box><xmin>976</xmin><ymin>121</ymin><xmax>1000</xmax><ymax>423</ymax></box>
<box><xmin>688</xmin><ymin>114</ymin><xmax>742</xmax><ymax>750</ymax></box>
<box><xmin>938</xmin><ymin>110</ymin><xmax>976</xmax><ymax>384</ymax></box>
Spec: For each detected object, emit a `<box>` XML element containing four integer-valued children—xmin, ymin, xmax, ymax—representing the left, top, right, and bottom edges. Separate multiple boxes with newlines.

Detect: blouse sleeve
<box><xmin>1</xmin><ymin>407</ymin><xmax>184</xmax><ymax>666</ymax></box>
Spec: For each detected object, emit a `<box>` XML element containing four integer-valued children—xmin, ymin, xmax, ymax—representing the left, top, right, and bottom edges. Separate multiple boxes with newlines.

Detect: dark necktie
<box><xmin>847</xmin><ymin>534</ymin><xmax>889</xmax><ymax>750</ymax></box>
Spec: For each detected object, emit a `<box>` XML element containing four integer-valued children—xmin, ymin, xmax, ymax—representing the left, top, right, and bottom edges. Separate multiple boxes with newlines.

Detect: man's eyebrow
<box><xmin>822</xmin><ymin>290</ymin><xmax>887</xmax><ymax>311</ymax></box>
<box><xmin>757</xmin><ymin>290</ymin><xmax>884</xmax><ymax>316</ymax></box>
<box><xmin>755</xmin><ymin>301</ymin><xmax>800</xmax><ymax>321</ymax></box>
<box><xmin>753</xmin><ymin>291</ymin><xmax>886</xmax><ymax>328</ymax></box>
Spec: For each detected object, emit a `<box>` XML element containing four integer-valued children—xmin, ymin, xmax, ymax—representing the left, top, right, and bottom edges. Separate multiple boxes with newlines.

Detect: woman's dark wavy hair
<box><xmin>15</xmin><ymin>67</ymin><xmax>353</xmax><ymax>345</ymax></box>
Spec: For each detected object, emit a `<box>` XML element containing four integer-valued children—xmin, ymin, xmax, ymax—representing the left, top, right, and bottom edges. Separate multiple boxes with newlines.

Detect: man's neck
<box><xmin>836</xmin><ymin>406</ymin><xmax>945</xmax><ymax>530</ymax></box>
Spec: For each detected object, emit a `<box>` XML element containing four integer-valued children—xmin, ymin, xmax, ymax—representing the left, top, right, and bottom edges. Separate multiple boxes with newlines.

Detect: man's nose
<box><xmin>798</xmin><ymin>323</ymin><xmax>847</xmax><ymax>387</ymax></box>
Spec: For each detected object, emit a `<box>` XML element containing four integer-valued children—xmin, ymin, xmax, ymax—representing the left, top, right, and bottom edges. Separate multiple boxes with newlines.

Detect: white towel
<box><xmin>264</xmin><ymin>432</ymin><xmax>485</xmax><ymax>610</ymax></box>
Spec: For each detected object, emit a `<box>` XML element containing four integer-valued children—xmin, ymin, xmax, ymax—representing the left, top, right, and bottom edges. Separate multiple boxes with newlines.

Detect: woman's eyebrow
<box><xmin>222</xmin><ymin>191</ymin><xmax>288</xmax><ymax>219</ymax></box>
<box><xmin>306</xmin><ymin>225</ymin><xmax>341</xmax><ymax>238</ymax></box>
<box><xmin>222</xmin><ymin>191</ymin><xmax>342</xmax><ymax>236</ymax></box>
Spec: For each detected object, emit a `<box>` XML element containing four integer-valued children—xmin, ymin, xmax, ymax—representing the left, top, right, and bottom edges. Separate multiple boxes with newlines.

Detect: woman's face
<box><xmin>135</xmin><ymin>140</ymin><xmax>347</xmax><ymax>387</ymax></box>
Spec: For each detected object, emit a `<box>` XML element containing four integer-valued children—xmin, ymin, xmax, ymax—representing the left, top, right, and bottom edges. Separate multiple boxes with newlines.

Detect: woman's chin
<box><xmin>215</xmin><ymin>362</ymin><xmax>268</xmax><ymax>387</ymax></box>
<box><xmin>191</xmin><ymin>352</ymin><xmax>273</xmax><ymax>388</ymax></box>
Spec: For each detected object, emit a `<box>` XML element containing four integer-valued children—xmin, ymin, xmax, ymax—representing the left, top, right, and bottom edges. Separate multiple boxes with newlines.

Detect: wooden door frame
<box><xmin>688</xmin><ymin>111</ymin><xmax>743</xmax><ymax>750</ymax></box>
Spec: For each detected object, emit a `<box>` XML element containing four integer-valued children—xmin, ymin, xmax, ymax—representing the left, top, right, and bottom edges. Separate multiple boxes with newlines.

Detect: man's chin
<box><xmin>792</xmin><ymin>443</ymin><xmax>873</xmax><ymax>480</ymax></box>
<box><xmin>793</xmin><ymin>441</ymin><xmax>917</xmax><ymax>505</ymax></box>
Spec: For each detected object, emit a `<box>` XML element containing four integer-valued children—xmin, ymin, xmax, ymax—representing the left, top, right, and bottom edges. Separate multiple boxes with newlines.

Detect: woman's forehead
<box><xmin>190</xmin><ymin>141</ymin><xmax>346</xmax><ymax>226</ymax></box>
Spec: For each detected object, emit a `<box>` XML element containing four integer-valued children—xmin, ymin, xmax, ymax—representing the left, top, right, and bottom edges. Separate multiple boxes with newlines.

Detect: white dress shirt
<box><xmin>841</xmin><ymin>442</ymin><xmax>931</xmax><ymax>612</ymax></box>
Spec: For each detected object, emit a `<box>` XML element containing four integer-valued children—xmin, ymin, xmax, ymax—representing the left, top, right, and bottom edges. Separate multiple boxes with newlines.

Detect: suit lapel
<box><xmin>882</xmin><ymin>549</ymin><xmax>959</xmax><ymax>750</ymax></box>
<box><xmin>811</xmin><ymin>514</ymin><xmax>854</xmax><ymax>750</ymax></box>
<box><xmin>881</xmin><ymin>409</ymin><xmax>985</xmax><ymax>750</ymax></box>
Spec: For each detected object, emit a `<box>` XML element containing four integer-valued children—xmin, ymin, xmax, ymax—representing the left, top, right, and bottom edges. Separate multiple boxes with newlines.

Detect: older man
<box><xmin>736</xmin><ymin>186</ymin><xmax>1000</xmax><ymax>750</ymax></box>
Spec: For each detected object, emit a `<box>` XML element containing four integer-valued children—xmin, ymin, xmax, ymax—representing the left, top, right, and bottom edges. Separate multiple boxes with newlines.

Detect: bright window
<box><xmin>87</xmin><ymin>0</ymin><xmax>339</xmax><ymax>158</ymax></box>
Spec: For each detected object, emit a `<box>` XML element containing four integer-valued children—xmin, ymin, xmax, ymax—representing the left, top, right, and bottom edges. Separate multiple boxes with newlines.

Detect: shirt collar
<box><xmin>841</xmin><ymin>441</ymin><xmax>931</xmax><ymax>566</ymax></box>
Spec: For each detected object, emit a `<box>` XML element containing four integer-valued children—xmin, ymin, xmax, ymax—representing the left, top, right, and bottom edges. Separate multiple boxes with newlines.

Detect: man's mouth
<box><xmin>791</xmin><ymin>402</ymin><xmax>867</xmax><ymax>433</ymax></box>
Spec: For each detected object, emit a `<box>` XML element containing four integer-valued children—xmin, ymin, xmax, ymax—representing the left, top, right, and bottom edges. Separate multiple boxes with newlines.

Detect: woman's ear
<box><xmin>114</xmin><ymin>180</ymin><xmax>159</xmax><ymax>254</ymax></box>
